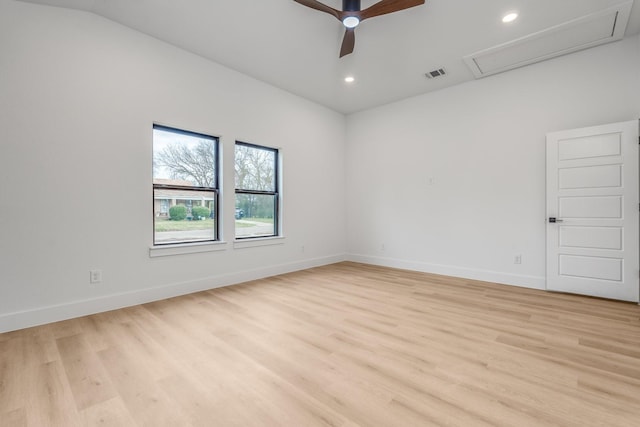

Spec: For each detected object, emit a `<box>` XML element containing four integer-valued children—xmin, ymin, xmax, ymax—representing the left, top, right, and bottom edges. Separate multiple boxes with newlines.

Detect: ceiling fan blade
<box><xmin>293</xmin><ymin>0</ymin><xmax>341</xmax><ymax>20</ymax></box>
<box><xmin>339</xmin><ymin>28</ymin><xmax>355</xmax><ymax>58</ymax></box>
<box><xmin>360</xmin><ymin>0</ymin><xmax>425</xmax><ymax>21</ymax></box>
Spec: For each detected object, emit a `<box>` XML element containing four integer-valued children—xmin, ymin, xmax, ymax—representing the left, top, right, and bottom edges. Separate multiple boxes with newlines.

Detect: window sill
<box><xmin>233</xmin><ymin>236</ymin><xmax>285</xmax><ymax>249</ymax></box>
<box><xmin>149</xmin><ymin>241</ymin><xmax>228</xmax><ymax>258</ymax></box>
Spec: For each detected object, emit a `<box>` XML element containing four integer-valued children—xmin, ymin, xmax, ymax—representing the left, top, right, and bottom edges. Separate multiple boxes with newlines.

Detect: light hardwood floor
<box><xmin>1</xmin><ymin>262</ymin><xmax>640</xmax><ymax>426</ymax></box>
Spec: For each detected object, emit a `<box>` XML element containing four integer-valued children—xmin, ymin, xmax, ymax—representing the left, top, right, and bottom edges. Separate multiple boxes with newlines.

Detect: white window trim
<box><xmin>149</xmin><ymin>240</ymin><xmax>228</xmax><ymax>258</ymax></box>
<box><xmin>233</xmin><ymin>236</ymin><xmax>285</xmax><ymax>249</ymax></box>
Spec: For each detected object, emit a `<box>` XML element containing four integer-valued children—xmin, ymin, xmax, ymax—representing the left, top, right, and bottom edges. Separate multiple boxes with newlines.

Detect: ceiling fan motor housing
<box><xmin>343</xmin><ymin>0</ymin><xmax>361</xmax><ymax>13</ymax></box>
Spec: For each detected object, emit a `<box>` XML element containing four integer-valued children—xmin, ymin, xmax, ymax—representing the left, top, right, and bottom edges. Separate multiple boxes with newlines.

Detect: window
<box><xmin>153</xmin><ymin>125</ymin><xmax>219</xmax><ymax>245</ymax></box>
<box><xmin>235</xmin><ymin>142</ymin><xmax>279</xmax><ymax>239</ymax></box>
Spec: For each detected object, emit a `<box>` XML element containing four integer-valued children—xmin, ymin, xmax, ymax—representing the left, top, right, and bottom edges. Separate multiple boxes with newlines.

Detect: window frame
<box><xmin>234</xmin><ymin>141</ymin><xmax>280</xmax><ymax>240</ymax></box>
<box><xmin>152</xmin><ymin>124</ymin><xmax>220</xmax><ymax>246</ymax></box>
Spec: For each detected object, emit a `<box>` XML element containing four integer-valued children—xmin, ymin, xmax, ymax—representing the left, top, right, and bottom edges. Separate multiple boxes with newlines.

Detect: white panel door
<box><xmin>546</xmin><ymin>120</ymin><xmax>639</xmax><ymax>302</ymax></box>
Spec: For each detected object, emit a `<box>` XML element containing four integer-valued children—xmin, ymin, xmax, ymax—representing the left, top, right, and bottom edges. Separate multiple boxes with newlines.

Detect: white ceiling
<box><xmin>17</xmin><ymin>0</ymin><xmax>640</xmax><ymax>114</ymax></box>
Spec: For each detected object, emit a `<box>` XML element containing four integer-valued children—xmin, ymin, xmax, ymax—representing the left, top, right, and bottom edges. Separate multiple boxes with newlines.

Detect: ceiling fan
<box><xmin>294</xmin><ymin>0</ymin><xmax>426</xmax><ymax>57</ymax></box>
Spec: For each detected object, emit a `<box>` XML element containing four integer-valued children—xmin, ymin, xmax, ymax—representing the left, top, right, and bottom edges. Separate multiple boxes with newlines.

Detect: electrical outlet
<box><xmin>514</xmin><ymin>255</ymin><xmax>522</xmax><ymax>265</ymax></box>
<box><xmin>90</xmin><ymin>269</ymin><xmax>102</xmax><ymax>284</ymax></box>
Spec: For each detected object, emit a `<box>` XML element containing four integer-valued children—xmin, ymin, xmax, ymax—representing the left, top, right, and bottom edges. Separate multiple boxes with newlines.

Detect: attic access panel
<box><xmin>464</xmin><ymin>1</ymin><xmax>633</xmax><ymax>78</ymax></box>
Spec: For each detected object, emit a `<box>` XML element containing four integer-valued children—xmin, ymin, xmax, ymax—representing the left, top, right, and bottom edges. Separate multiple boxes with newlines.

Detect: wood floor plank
<box><xmin>55</xmin><ymin>333</ymin><xmax>118</xmax><ymax>411</ymax></box>
<box><xmin>1</xmin><ymin>261</ymin><xmax>639</xmax><ymax>426</ymax></box>
<box><xmin>25</xmin><ymin>361</ymin><xmax>80</xmax><ymax>427</ymax></box>
<box><xmin>78</xmin><ymin>397</ymin><xmax>137</xmax><ymax>427</ymax></box>
<box><xmin>97</xmin><ymin>346</ymin><xmax>191</xmax><ymax>427</ymax></box>
<box><xmin>2</xmin><ymin>407</ymin><xmax>27</xmax><ymax>427</ymax></box>
<box><xmin>0</xmin><ymin>337</ymin><xmax>27</xmax><ymax>415</ymax></box>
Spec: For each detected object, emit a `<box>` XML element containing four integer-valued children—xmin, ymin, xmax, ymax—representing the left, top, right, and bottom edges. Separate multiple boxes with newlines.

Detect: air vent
<box><xmin>463</xmin><ymin>1</ymin><xmax>633</xmax><ymax>78</ymax></box>
<box><xmin>425</xmin><ymin>68</ymin><xmax>447</xmax><ymax>79</ymax></box>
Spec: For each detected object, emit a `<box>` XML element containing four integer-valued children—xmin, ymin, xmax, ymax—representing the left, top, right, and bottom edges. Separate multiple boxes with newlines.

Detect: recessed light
<box><xmin>502</xmin><ymin>12</ymin><xmax>518</xmax><ymax>23</ymax></box>
<box><xmin>344</xmin><ymin>76</ymin><xmax>355</xmax><ymax>83</ymax></box>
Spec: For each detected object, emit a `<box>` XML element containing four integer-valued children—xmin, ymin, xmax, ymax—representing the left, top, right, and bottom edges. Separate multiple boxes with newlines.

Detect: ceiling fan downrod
<box><xmin>343</xmin><ymin>0</ymin><xmax>361</xmax><ymax>12</ymax></box>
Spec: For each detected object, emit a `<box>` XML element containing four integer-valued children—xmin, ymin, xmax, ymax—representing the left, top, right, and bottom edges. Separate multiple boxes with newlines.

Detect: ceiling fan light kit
<box><xmin>343</xmin><ymin>16</ymin><xmax>360</xmax><ymax>28</ymax></box>
<box><xmin>294</xmin><ymin>0</ymin><xmax>426</xmax><ymax>57</ymax></box>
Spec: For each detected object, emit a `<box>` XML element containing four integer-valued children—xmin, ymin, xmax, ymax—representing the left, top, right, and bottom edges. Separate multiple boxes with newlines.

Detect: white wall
<box><xmin>0</xmin><ymin>0</ymin><xmax>347</xmax><ymax>332</ymax></box>
<box><xmin>346</xmin><ymin>34</ymin><xmax>640</xmax><ymax>288</ymax></box>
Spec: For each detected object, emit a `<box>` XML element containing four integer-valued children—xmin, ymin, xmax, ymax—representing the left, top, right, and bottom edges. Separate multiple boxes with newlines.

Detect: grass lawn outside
<box><xmin>155</xmin><ymin>218</ymin><xmax>215</xmax><ymax>231</ymax></box>
<box><xmin>236</xmin><ymin>217</ymin><xmax>274</xmax><ymax>228</ymax></box>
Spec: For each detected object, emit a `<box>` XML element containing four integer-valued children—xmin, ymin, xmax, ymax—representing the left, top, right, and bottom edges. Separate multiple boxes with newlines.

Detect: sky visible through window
<box><xmin>153</xmin><ymin>127</ymin><xmax>215</xmax><ymax>185</ymax></box>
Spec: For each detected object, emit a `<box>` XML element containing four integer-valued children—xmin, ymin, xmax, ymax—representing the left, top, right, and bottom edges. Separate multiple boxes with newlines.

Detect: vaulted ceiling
<box><xmin>18</xmin><ymin>0</ymin><xmax>640</xmax><ymax>113</ymax></box>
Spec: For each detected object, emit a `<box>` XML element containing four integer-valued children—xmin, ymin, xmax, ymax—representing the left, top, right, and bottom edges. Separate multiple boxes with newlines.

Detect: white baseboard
<box><xmin>347</xmin><ymin>253</ymin><xmax>546</xmax><ymax>290</ymax></box>
<box><xmin>0</xmin><ymin>253</ymin><xmax>347</xmax><ymax>334</ymax></box>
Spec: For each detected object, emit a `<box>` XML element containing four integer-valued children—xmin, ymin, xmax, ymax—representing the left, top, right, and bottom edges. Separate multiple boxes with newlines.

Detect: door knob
<box><xmin>548</xmin><ymin>217</ymin><xmax>563</xmax><ymax>223</ymax></box>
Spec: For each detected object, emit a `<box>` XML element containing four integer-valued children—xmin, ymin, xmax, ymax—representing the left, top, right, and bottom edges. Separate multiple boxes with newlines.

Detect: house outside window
<box><xmin>153</xmin><ymin>125</ymin><xmax>219</xmax><ymax>245</ymax></box>
<box><xmin>159</xmin><ymin>199</ymin><xmax>169</xmax><ymax>215</ymax></box>
<box><xmin>235</xmin><ymin>142</ymin><xmax>279</xmax><ymax>239</ymax></box>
